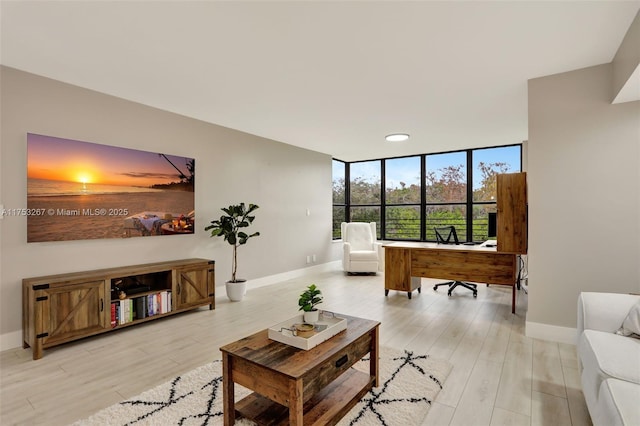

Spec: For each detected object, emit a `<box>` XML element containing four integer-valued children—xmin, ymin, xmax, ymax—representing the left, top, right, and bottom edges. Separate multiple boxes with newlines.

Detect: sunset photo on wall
<box><xmin>26</xmin><ymin>133</ymin><xmax>195</xmax><ymax>242</ymax></box>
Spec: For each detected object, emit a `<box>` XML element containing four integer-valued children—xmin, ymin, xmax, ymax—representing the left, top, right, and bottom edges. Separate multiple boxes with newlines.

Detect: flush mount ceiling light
<box><xmin>385</xmin><ymin>133</ymin><xmax>410</xmax><ymax>142</ymax></box>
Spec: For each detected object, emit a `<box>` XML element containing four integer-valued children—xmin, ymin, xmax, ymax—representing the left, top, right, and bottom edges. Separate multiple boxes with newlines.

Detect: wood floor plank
<box><xmin>495</xmin><ymin>340</ymin><xmax>533</xmax><ymax>417</ymax></box>
<box><xmin>531</xmin><ymin>390</ymin><xmax>572</xmax><ymax>426</ymax></box>
<box><xmin>449</xmin><ymin>359</ymin><xmax>503</xmax><ymax>426</ymax></box>
<box><xmin>562</xmin><ymin>364</ymin><xmax>593</xmax><ymax>426</ymax></box>
<box><xmin>532</xmin><ymin>338</ymin><xmax>567</xmax><ymax>398</ymax></box>
<box><xmin>490</xmin><ymin>407</ymin><xmax>531</xmax><ymax>426</ymax></box>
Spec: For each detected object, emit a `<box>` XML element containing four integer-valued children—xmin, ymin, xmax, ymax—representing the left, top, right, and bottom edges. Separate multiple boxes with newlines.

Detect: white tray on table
<box><xmin>267</xmin><ymin>313</ymin><xmax>347</xmax><ymax>350</ymax></box>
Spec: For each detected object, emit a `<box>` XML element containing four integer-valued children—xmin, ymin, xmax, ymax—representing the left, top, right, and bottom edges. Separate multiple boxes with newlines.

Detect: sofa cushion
<box><xmin>617</xmin><ymin>300</ymin><xmax>640</xmax><ymax>338</ymax></box>
<box><xmin>579</xmin><ymin>330</ymin><xmax>640</xmax><ymax>405</ymax></box>
<box><xmin>597</xmin><ymin>379</ymin><xmax>640</xmax><ymax>426</ymax></box>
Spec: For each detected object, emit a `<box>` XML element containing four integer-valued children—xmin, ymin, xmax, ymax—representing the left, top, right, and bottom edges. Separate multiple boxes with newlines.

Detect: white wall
<box><xmin>612</xmin><ymin>11</ymin><xmax>640</xmax><ymax>103</ymax></box>
<box><xmin>0</xmin><ymin>66</ymin><xmax>334</xmax><ymax>349</ymax></box>
<box><xmin>527</xmin><ymin>63</ymin><xmax>640</xmax><ymax>343</ymax></box>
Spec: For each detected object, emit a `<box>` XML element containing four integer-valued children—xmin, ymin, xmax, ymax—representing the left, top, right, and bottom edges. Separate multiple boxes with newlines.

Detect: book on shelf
<box><xmin>147</xmin><ymin>294</ymin><xmax>155</xmax><ymax>316</ymax></box>
<box><xmin>110</xmin><ymin>302</ymin><xmax>117</xmax><ymax>328</ymax></box>
<box><xmin>160</xmin><ymin>291</ymin><xmax>168</xmax><ymax>314</ymax></box>
<box><xmin>134</xmin><ymin>296</ymin><xmax>147</xmax><ymax>320</ymax></box>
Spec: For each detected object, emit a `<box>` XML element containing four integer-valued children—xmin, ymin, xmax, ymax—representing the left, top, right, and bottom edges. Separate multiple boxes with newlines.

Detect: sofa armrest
<box><xmin>577</xmin><ymin>292</ymin><xmax>640</xmax><ymax>335</ymax></box>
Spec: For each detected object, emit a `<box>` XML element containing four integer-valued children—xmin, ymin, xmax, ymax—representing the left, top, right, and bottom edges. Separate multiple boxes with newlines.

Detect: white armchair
<box><xmin>341</xmin><ymin>222</ymin><xmax>382</xmax><ymax>274</ymax></box>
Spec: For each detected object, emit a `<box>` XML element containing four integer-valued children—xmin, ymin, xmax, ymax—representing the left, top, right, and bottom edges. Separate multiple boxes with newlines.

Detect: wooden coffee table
<box><xmin>220</xmin><ymin>314</ymin><xmax>380</xmax><ymax>425</ymax></box>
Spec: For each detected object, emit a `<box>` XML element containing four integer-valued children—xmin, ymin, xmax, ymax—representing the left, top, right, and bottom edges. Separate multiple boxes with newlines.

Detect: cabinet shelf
<box><xmin>23</xmin><ymin>258</ymin><xmax>215</xmax><ymax>360</ymax></box>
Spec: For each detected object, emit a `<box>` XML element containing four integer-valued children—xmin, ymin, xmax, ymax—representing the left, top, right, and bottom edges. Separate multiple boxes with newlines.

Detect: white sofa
<box><xmin>577</xmin><ymin>292</ymin><xmax>640</xmax><ymax>426</ymax></box>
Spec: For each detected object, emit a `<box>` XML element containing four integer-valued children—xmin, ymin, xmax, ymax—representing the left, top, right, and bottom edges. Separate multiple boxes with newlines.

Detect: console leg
<box><xmin>384</xmin><ymin>289</ymin><xmax>389</xmax><ymax>296</ymax></box>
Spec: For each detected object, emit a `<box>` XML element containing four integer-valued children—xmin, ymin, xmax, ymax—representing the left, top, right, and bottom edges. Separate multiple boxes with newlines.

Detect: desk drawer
<box><xmin>412</xmin><ymin>250</ymin><xmax>516</xmax><ymax>285</ymax></box>
<box><xmin>302</xmin><ymin>330</ymin><xmax>373</xmax><ymax>401</ymax></box>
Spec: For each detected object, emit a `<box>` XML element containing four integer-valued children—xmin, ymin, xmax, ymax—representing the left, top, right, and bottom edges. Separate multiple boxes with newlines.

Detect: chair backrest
<box><xmin>341</xmin><ymin>222</ymin><xmax>376</xmax><ymax>251</ymax></box>
<box><xmin>434</xmin><ymin>226</ymin><xmax>459</xmax><ymax>245</ymax></box>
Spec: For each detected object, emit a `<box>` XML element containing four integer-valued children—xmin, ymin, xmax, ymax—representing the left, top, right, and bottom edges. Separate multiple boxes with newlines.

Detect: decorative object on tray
<box><xmin>293</xmin><ymin>323</ymin><xmax>315</xmax><ymax>338</ymax></box>
<box><xmin>298</xmin><ymin>283</ymin><xmax>323</xmax><ymax>323</ymax></box>
<box><xmin>205</xmin><ymin>203</ymin><xmax>259</xmax><ymax>302</ymax></box>
<box><xmin>73</xmin><ymin>347</ymin><xmax>452</xmax><ymax>426</ymax></box>
<box><xmin>268</xmin><ymin>311</ymin><xmax>346</xmax><ymax>350</ymax></box>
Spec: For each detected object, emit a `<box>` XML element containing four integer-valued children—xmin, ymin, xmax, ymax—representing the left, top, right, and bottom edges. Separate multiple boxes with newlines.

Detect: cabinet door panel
<box><xmin>41</xmin><ymin>280</ymin><xmax>108</xmax><ymax>346</ymax></box>
<box><xmin>175</xmin><ymin>264</ymin><xmax>214</xmax><ymax>309</ymax></box>
<box><xmin>497</xmin><ymin>172</ymin><xmax>527</xmax><ymax>254</ymax></box>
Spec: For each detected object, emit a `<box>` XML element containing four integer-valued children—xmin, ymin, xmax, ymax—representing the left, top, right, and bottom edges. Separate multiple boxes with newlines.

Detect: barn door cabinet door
<box><xmin>31</xmin><ymin>280</ymin><xmax>109</xmax><ymax>359</ymax></box>
<box><xmin>174</xmin><ymin>262</ymin><xmax>215</xmax><ymax>311</ymax></box>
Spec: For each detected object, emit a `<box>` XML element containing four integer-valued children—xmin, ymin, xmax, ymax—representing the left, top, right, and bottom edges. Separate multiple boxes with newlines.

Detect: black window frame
<box><xmin>333</xmin><ymin>143</ymin><xmax>522</xmax><ymax>241</ymax></box>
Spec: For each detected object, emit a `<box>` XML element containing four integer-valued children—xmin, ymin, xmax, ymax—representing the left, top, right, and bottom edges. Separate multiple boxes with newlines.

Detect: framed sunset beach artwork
<box><xmin>26</xmin><ymin>133</ymin><xmax>195</xmax><ymax>243</ymax></box>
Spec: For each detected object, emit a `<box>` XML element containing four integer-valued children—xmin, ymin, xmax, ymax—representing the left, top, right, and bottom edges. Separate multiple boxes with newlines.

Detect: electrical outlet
<box><xmin>306</xmin><ymin>255</ymin><xmax>311</xmax><ymax>264</ymax></box>
<box><xmin>312</xmin><ymin>254</ymin><xmax>316</xmax><ymax>262</ymax></box>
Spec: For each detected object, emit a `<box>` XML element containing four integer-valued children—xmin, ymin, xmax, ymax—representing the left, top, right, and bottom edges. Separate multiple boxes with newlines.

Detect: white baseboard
<box><xmin>0</xmin><ymin>330</ymin><xmax>23</xmax><ymax>352</ymax></box>
<box><xmin>525</xmin><ymin>320</ymin><xmax>577</xmax><ymax>345</ymax></box>
<box><xmin>246</xmin><ymin>261</ymin><xmax>341</xmax><ymax>289</ymax></box>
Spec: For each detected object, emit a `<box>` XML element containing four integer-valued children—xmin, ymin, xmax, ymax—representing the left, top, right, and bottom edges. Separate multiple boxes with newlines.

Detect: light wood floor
<box><xmin>1</xmin><ymin>266</ymin><xmax>592</xmax><ymax>426</ymax></box>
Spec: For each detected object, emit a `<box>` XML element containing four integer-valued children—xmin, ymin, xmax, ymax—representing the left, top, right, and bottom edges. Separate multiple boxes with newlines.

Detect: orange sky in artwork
<box><xmin>27</xmin><ymin>134</ymin><xmax>191</xmax><ymax>187</ymax></box>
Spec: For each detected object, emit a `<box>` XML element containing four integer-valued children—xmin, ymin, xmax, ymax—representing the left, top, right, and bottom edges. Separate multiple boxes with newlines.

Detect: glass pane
<box><xmin>385</xmin><ymin>205</ymin><xmax>420</xmax><ymax>240</ymax></box>
<box><xmin>349</xmin><ymin>206</ymin><xmax>381</xmax><ymax>239</ymax></box>
<box><xmin>425</xmin><ymin>152</ymin><xmax>467</xmax><ymax>202</ymax></box>
<box><xmin>332</xmin><ymin>206</ymin><xmax>345</xmax><ymax>239</ymax></box>
<box><xmin>332</xmin><ymin>159</ymin><xmax>346</xmax><ymax>204</ymax></box>
<box><xmin>473</xmin><ymin>145</ymin><xmax>521</xmax><ymax>202</ymax></box>
<box><xmin>350</xmin><ymin>161</ymin><xmax>381</xmax><ymax>205</ymax></box>
<box><xmin>472</xmin><ymin>204</ymin><xmax>497</xmax><ymax>242</ymax></box>
<box><xmin>425</xmin><ymin>205</ymin><xmax>467</xmax><ymax>241</ymax></box>
<box><xmin>385</xmin><ymin>156</ymin><xmax>421</xmax><ymax>204</ymax></box>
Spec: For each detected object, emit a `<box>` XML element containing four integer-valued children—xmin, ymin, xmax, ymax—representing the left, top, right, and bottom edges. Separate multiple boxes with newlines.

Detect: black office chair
<box><xmin>432</xmin><ymin>226</ymin><xmax>478</xmax><ymax>298</ymax></box>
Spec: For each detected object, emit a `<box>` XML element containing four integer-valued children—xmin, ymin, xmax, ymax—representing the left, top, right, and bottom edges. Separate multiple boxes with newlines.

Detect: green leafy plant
<box><xmin>205</xmin><ymin>203</ymin><xmax>259</xmax><ymax>283</ymax></box>
<box><xmin>298</xmin><ymin>284</ymin><xmax>323</xmax><ymax>312</ymax></box>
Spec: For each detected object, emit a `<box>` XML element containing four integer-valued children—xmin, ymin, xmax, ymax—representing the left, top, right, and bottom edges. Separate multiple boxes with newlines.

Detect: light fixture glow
<box><xmin>385</xmin><ymin>133</ymin><xmax>410</xmax><ymax>142</ymax></box>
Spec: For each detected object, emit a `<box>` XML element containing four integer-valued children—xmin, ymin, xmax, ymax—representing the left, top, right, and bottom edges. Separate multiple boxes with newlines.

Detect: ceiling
<box><xmin>1</xmin><ymin>1</ymin><xmax>638</xmax><ymax>162</ymax></box>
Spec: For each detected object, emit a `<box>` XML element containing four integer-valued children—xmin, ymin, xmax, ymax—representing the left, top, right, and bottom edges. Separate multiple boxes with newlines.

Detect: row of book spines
<box><xmin>110</xmin><ymin>291</ymin><xmax>172</xmax><ymax>327</ymax></box>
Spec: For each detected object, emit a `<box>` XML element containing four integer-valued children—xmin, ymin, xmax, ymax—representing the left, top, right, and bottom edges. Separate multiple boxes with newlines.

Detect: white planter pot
<box><xmin>226</xmin><ymin>280</ymin><xmax>247</xmax><ymax>302</ymax></box>
<box><xmin>303</xmin><ymin>310</ymin><xmax>319</xmax><ymax>324</ymax></box>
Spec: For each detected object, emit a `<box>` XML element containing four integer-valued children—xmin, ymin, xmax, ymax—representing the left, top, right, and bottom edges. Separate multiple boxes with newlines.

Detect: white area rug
<box><xmin>74</xmin><ymin>347</ymin><xmax>452</xmax><ymax>426</ymax></box>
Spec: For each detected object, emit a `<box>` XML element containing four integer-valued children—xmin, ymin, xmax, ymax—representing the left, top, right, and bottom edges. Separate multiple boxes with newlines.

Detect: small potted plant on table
<box><xmin>298</xmin><ymin>284</ymin><xmax>323</xmax><ymax>323</ymax></box>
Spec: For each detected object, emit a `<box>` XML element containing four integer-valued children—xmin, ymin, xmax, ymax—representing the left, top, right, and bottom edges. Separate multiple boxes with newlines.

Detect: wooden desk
<box><xmin>220</xmin><ymin>314</ymin><xmax>380</xmax><ymax>425</ymax></box>
<box><xmin>384</xmin><ymin>242</ymin><xmax>519</xmax><ymax>313</ymax></box>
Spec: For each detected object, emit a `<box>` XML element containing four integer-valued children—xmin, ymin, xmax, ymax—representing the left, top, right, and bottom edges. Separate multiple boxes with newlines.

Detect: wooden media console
<box><xmin>23</xmin><ymin>258</ymin><xmax>215</xmax><ymax>360</ymax></box>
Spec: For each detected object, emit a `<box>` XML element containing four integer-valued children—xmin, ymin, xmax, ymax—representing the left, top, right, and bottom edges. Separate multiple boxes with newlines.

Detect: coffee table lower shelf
<box><xmin>235</xmin><ymin>369</ymin><xmax>374</xmax><ymax>426</ymax></box>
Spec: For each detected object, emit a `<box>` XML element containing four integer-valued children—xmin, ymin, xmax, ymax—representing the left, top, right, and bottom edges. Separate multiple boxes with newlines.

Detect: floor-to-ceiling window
<box><xmin>349</xmin><ymin>160</ymin><xmax>381</xmax><ymax>238</ymax></box>
<box><xmin>333</xmin><ymin>144</ymin><xmax>521</xmax><ymax>241</ymax></box>
<box><xmin>332</xmin><ymin>159</ymin><xmax>346</xmax><ymax>238</ymax></box>
<box><xmin>471</xmin><ymin>145</ymin><xmax>522</xmax><ymax>240</ymax></box>
<box><xmin>385</xmin><ymin>156</ymin><xmax>421</xmax><ymax>240</ymax></box>
<box><xmin>424</xmin><ymin>151</ymin><xmax>468</xmax><ymax>241</ymax></box>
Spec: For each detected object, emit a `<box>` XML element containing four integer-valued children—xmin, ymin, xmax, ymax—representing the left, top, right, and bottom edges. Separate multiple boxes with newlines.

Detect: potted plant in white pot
<box><xmin>298</xmin><ymin>284</ymin><xmax>323</xmax><ymax>323</ymax></box>
<box><xmin>205</xmin><ymin>203</ymin><xmax>259</xmax><ymax>302</ymax></box>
